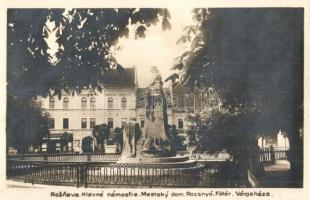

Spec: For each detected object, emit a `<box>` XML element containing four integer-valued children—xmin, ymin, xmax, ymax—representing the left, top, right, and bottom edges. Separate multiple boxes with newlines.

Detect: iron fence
<box><xmin>7</xmin><ymin>153</ymin><xmax>121</xmax><ymax>162</ymax></box>
<box><xmin>7</xmin><ymin>159</ymin><xmax>225</xmax><ymax>188</ymax></box>
<box><xmin>7</xmin><ymin>152</ymin><xmax>231</xmax><ymax>162</ymax></box>
<box><xmin>259</xmin><ymin>147</ymin><xmax>288</xmax><ymax>165</ymax></box>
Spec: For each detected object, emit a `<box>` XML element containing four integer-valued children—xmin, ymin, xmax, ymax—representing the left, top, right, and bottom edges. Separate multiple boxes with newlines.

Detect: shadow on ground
<box><xmin>260</xmin><ymin>160</ymin><xmax>299</xmax><ymax>187</ymax></box>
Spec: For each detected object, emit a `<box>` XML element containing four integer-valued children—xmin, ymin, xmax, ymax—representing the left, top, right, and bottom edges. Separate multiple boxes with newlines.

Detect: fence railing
<box><xmin>8</xmin><ymin>149</ymin><xmax>285</xmax><ymax>188</ymax></box>
<box><xmin>190</xmin><ymin>152</ymin><xmax>231</xmax><ymax>161</ymax></box>
<box><xmin>7</xmin><ymin>152</ymin><xmax>231</xmax><ymax>162</ymax></box>
<box><xmin>8</xmin><ymin>148</ymin><xmax>287</xmax><ymax>166</ymax></box>
<box><xmin>259</xmin><ymin>147</ymin><xmax>288</xmax><ymax>165</ymax></box>
<box><xmin>6</xmin><ymin>159</ymin><xmax>226</xmax><ymax>188</ymax></box>
<box><xmin>7</xmin><ymin>153</ymin><xmax>121</xmax><ymax>162</ymax></box>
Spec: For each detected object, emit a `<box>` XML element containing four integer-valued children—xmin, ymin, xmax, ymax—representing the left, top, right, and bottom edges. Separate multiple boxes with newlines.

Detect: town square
<box><xmin>6</xmin><ymin>7</ymin><xmax>303</xmax><ymax>189</ymax></box>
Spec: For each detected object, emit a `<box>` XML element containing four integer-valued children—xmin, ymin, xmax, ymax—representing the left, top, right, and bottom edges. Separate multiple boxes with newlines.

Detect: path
<box><xmin>261</xmin><ymin>159</ymin><xmax>295</xmax><ymax>187</ymax></box>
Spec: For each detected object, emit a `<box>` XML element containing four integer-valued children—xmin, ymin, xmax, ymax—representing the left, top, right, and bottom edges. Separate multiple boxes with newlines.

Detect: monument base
<box><xmin>117</xmin><ymin>155</ymin><xmax>188</xmax><ymax>163</ymax></box>
<box><xmin>108</xmin><ymin>155</ymin><xmax>205</xmax><ymax>176</ymax></box>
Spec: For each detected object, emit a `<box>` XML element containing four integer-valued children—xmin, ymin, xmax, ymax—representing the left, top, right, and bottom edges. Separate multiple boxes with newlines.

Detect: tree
<box><xmin>171</xmin><ymin>8</ymin><xmax>303</xmax><ymax>186</ymax></box>
<box><xmin>7</xmin><ymin>8</ymin><xmax>171</xmax><ymax>154</ymax></box>
<box><xmin>60</xmin><ymin>132</ymin><xmax>73</xmax><ymax>152</ymax></box>
<box><xmin>6</xmin><ymin>95</ymin><xmax>51</xmax><ymax>153</ymax></box>
<box><xmin>186</xmin><ymin>107</ymin><xmax>265</xmax><ymax>185</ymax></box>
<box><xmin>8</xmin><ymin>8</ymin><xmax>171</xmax><ymax>101</ymax></box>
<box><xmin>81</xmin><ymin>136</ymin><xmax>94</xmax><ymax>153</ymax></box>
<box><xmin>7</xmin><ymin>9</ymin><xmax>52</xmax><ymax>101</ymax></box>
<box><xmin>167</xmin><ymin>124</ymin><xmax>185</xmax><ymax>151</ymax></box>
<box><xmin>92</xmin><ymin>124</ymin><xmax>110</xmax><ymax>153</ymax></box>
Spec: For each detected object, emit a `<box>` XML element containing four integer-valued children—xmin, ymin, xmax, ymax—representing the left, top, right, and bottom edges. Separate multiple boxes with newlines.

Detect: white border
<box><xmin>0</xmin><ymin>1</ymin><xmax>309</xmax><ymax>199</ymax></box>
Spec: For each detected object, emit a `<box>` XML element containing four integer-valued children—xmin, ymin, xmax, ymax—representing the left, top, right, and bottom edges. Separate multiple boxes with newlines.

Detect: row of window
<box><xmin>49</xmin><ymin>97</ymin><xmax>127</xmax><ymax>109</ymax></box>
<box><xmin>49</xmin><ymin>118</ymin><xmax>96</xmax><ymax>129</ymax></box>
<box><xmin>49</xmin><ymin>118</ymin><xmax>183</xmax><ymax>130</ymax></box>
<box><xmin>49</xmin><ymin>117</ymin><xmax>136</xmax><ymax>130</ymax></box>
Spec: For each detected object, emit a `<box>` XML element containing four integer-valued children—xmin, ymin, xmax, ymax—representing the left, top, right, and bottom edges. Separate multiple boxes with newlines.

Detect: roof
<box><xmin>104</xmin><ymin>67</ymin><xmax>136</xmax><ymax>87</ymax></box>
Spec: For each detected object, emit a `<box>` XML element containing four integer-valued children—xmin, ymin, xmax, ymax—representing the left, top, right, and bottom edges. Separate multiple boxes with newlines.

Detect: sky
<box><xmin>115</xmin><ymin>8</ymin><xmax>194</xmax><ymax>87</ymax></box>
<box><xmin>46</xmin><ymin>8</ymin><xmax>194</xmax><ymax>87</ymax></box>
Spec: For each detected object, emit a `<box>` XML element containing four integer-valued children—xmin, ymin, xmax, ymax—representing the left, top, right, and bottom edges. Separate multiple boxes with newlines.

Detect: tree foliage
<box><xmin>81</xmin><ymin>136</ymin><xmax>94</xmax><ymax>153</ymax></box>
<box><xmin>172</xmin><ymin>8</ymin><xmax>303</xmax><ymax>185</ymax></box>
<box><xmin>186</xmin><ymin>107</ymin><xmax>266</xmax><ymax>185</ymax></box>
<box><xmin>167</xmin><ymin>124</ymin><xmax>185</xmax><ymax>151</ymax></box>
<box><xmin>186</xmin><ymin>107</ymin><xmax>261</xmax><ymax>153</ymax></box>
<box><xmin>8</xmin><ymin>9</ymin><xmax>52</xmax><ymax>101</ymax></box>
<box><xmin>173</xmin><ymin>8</ymin><xmax>303</xmax><ymax>135</ymax></box>
<box><xmin>92</xmin><ymin>124</ymin><xmax>110</xmax><ymax>145</ymax></box>
<box><xmin>7</xmin><ymin>95</ymin><xmax>51</xmax><ymax>153</ymax></box>
<box><xmin>8</xmin><ymin>8</ymin><xmax>171</xmax><ymax>101</ymax></box>
<box><xmin>7</xmin><ymin>8</ymin><xmax>171</xmax><ymax>152</ymax></box>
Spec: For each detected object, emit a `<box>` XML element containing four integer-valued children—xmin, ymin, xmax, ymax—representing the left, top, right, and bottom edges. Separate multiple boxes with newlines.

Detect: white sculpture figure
<box><xmin>136</xmin><ymin>66</ymin><xmax>174</xmax><ymax>158</ymax></box>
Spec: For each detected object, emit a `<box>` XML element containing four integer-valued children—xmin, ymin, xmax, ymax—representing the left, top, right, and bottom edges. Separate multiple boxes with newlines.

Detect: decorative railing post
<box><xmin>76</xmin><ymin>163</ymin><xmax>88</xmax><ymax>188</ymax></box>
<box><xmin>87</xmin><ymin>155</ymin><xmax>91</xmax><ymax>162</ymax></box>
<box><xmin>270</xmin><ymin>146</ymin><xmax>275</xmax><ymax>165</ymax></box>
<box><xmin>84</xmin><ymin>163</ymin><xmax>88</xmax><ymax>188</ymax></box>
<box><xmin>76</xmin><ymin>164</ymin><xmax>80</xmax><ymax>188</ymax></box>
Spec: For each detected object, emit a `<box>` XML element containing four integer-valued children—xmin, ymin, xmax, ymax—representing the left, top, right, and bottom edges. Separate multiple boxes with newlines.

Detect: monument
<box><xmin>119</xmin><ymin>66</ymin><xmax>174</xmax><ymax>162</ymax></box>
<box><xmin>136</xmin><ymin>66</ymin><xmax>173</xmax><ymax>158</ymax></box>
<box><xmin>117</xmin><ymin>66</ymin><xmax>203</xmax><ymax>175</ymax></box>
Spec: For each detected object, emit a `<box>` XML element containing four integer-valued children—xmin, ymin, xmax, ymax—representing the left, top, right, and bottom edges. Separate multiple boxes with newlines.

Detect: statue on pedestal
<box><xmin>136</xmin><ymin>66</ymin><xmax>174</xmax><ymax>158</ymax></box>
<box><xmin>116</xmin><ymin>66</ymin><xmax>201</xmax><ymax>175</ymax></box>
<box><xmin>120</xmin><ymin>66</ymin><xmax>174</xmax><ymax>160</ymax></box>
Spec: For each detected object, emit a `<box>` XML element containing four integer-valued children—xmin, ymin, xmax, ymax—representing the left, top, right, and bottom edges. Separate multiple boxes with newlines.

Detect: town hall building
<box><xmin>38</xmin><ymin>67</ymin><xmax>221</xmax><ymax>153</ymax></box>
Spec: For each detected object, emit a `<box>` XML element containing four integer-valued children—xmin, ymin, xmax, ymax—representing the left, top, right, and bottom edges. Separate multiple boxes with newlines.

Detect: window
<box><xmin>108</xmin><ymin>97</ymin><xmax>113</xmax><ymax>109</ymax></box>
<box><xmin>154</xmin><ymin>96</ymin><xmax>163</xmax><ymax>106</ymax></box>
<box><xmin>81</xmin><ymin>97</ymin><xmax>87</xmax><ymax>109</ymax></box>
<box><xmin>49</xmin><ymin>118</ymin><xmax>55</xmax><ymax>129</ymax></box>
<box><xmin>141</xmin><ymin>119</ymin><xmax>145</xmax><ymax>128</ymax></box>
<box><xmin>121</xmin><ymin>97</ymin><xmax>127</xmax><ymax>109</ymax></box>
<box><xmin>90</xmin><ymin>118</ymin><xmax>96</xmax><ymax>129</ymax></box>
<box><xmin>90</xmin><ymin>97</ymin><xmax>96</xmax><ymax>109</ymax></box>
<box><xmin>108</xmin><ymin>118</ymin><xmax>113</xmax><ymax>129</ymax></box>
<box><xmin>63</xmin><ymin>97</ymin><xmax>69</xmax><ymax>109</ymax></box>
<box><xmin>81</xmin><ymin>118</ymin><xmax>87</xmax><ymax>129</ymax></box>
<box><xmin>178</xmin><ymin>119</ymin><xmax>184</xmax><ymax>129</ymax></box>
<box><xmin>63</xmin><ymin>118</ymin><xmax>69</xmax><ymax>129</ymax></box>
<box><xmin>184</xmin><ymin>95</ymin><xmax>195</xmax><ymax>111</ymax></box>
<box><xmin>121</xmin><ymin>118</ymin><xmax>127</xmax><ymax>128</ymax></box>
<box><xmin>49</xmin><ymin>97</ymin><xmax>55</xmax><ymax>109</ymax></box>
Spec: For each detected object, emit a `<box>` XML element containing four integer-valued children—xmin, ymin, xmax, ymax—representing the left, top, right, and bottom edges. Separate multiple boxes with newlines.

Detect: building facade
<box><xmin>38</xmin><ymin>68</ymin><xmax>221</xmax><ymax>153</ymax></box>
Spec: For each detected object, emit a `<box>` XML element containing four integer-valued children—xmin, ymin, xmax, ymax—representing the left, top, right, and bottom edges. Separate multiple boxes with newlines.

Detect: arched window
<box><xmin>90</xmin><ymin>97</ymin><xmax>96</xmax><ymax>109</ymax></box>
<box><xmin>121</xmin><ymin>97</ymin><xmax>127</xmax><ymax>109</ymax></box>
<box><xmin>63</xmin><ymin>97</ymin><xmax>69</xmax><ymax>109</ymax></box>
<box><xmin>49</xmin><ymin>97</ymin><xmax>55</xmax><ymax>109</ymax></box>
<box><xmin>108</xmin><ymin>97</ymin><xmax>113</xmax><ymax>109</ymax></box>
<box><xmin>81</xmin><ymin>97</ymin><xmax>87</xmax><ymax>109</ymax></box>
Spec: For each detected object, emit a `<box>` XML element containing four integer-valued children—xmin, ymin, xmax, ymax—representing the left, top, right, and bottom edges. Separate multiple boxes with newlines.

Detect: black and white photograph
<box><xmin>3</xmin><ymin>2</ymin><xmax>308</xmax><ymax>198</ymax></box>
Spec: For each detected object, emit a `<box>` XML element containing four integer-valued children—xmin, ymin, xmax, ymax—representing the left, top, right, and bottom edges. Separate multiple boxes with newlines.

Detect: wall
<box><xmin>39</xmin><ymin>87</ymin><xmax>136</xmax><ymax>153</ymax></box>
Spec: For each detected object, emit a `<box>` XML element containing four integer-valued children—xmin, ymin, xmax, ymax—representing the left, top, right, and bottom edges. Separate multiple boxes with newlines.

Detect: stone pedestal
<box><xmin>116</xmin><ymin>155</ymin><xmax>204</xmax><ymax>177</ymax></box>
